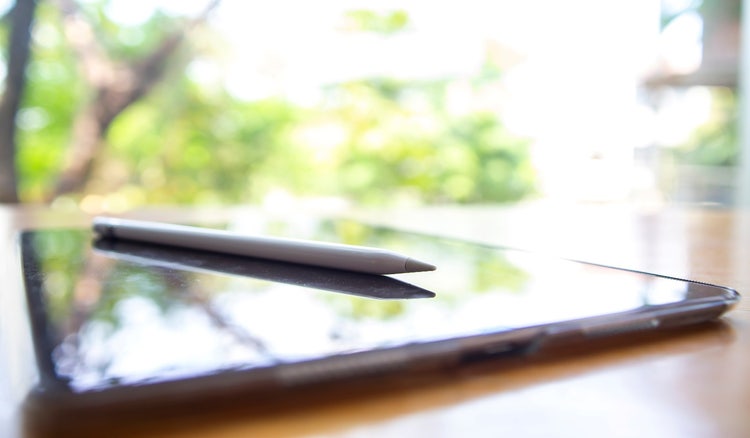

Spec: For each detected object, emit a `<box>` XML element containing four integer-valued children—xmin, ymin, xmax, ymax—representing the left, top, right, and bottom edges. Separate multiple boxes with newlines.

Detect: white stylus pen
<box><xmin>92</xmin><ymin>217</ymin><xmax>437</xmax><ymax>275</ymax></box>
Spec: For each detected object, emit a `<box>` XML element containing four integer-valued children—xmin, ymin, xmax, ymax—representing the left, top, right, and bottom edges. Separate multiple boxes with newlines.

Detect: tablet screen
<box><xmin>21</xmin><ymin>218</ymin><xmax>736</xmax><ymax>394</ymax></box>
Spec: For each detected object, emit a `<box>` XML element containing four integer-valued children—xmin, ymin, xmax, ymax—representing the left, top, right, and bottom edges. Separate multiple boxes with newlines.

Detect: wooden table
<box><xmin>1</xmin><ymin>203</ymin><xmax>749</xmax><ymax>437</ymax></box>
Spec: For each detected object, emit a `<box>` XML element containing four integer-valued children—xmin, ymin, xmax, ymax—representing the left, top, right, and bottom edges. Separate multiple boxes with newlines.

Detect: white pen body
<box><xmin>92</xmin><ymin>217</ymin><xmax>430</xmax><ymax>275</ymax></box>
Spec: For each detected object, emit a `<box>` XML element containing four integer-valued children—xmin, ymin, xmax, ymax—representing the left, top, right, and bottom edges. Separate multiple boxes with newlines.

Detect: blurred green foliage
<box><xmin>8</xmin><ymin>2</ymin><xmax>536</xmax><ymax>207</ymax></box>
<box><xmin>15</xmin><ymin>3</ymin><xmax>84</xmax><ymax>201</ymax></box>
<box><xmin>24</xmin><ymin>229</ymin><xmax>88</xmax><ymax>329</ymax></box>
<box><xmin>344</xmin><ymin>10</ymin><xmax>410</xmax><ymax>35</ymax></box>
<box><xmin>669</xmin><ymin>87</ymin><xmax>738</xmax><ymax>167</ymax></box>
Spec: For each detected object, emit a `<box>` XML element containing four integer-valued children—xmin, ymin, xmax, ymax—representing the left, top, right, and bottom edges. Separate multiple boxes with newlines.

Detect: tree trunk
<box><xmin>0</xmin><ymin>0</ymin><xmax>38</xmax><ymax>203</ymax></box>
<box><xmin>52</xmin><ymin>102</ymin><xmax>108</xmax><ymax>196</ymax></box>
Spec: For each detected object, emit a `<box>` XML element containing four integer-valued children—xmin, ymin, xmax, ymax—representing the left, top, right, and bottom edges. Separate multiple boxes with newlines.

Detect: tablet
<box><xmin>19</xmin><ymin>217</ymin><xmax>739</xmax><ymax>416</ymax></box>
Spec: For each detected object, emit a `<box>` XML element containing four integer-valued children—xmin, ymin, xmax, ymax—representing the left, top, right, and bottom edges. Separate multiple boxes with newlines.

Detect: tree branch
<box><xmin>54</xmin><ymin>0</ymin><xmax>119</xmax><ymax>89</ymax></box>
<box><xmin>51</xmin><ymin>0</ymin><xmax>221</xmax><ymax>199</ymax></box>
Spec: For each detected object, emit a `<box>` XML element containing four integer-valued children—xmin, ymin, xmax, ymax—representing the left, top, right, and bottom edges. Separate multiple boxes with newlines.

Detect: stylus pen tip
<box><xmin>404</xmin><ymin>258</ymin><xmax>437</xmax><ymax>273</ymax></box>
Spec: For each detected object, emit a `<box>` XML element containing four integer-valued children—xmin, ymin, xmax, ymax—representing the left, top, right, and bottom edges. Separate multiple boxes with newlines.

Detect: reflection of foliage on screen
<box><xmin>29</xmin><ymin>219</ymin><xmax>531</xmax><ymax>344</ymax></box>
<box><xmin>474</xmin><ymin>255</ymin><xmax>528</xmax><ymax>294</ymax></box>
<box><xmin>318</xmin><ymin>219</ymin><xmax>530</xmax><ymax>310</ymax></box>
<box><xmin>324</xmin><ymin>295</ymin><xmax>406</xmax><ymax>322</ymax></box>
<box><xmin>94</xmin><ymin>266</ymin><xmax>177</xmax><ymax>326</ymax></box>
<box><xmin>29</xmin><ymin>230</ymin><xmax>88</xmax><ymax>328</ymax></box>
<box><xmin>28</xmin><ymin>229</ymin><xmax>234</xmax><ymax>336</ymax></box>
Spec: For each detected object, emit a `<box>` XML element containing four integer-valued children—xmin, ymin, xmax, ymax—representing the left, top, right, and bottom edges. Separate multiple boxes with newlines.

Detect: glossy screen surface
<box><xmin>20</xmin><ymin>219</ymin><xmax>732</xmax><ymax>393</ymax></box>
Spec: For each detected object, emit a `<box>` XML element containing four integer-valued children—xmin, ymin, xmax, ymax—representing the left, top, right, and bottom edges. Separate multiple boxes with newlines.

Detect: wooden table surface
<box><xmin>1</xmin><ymin>203</ymin><xmax>749</xmax><ymax>437</ymax></box>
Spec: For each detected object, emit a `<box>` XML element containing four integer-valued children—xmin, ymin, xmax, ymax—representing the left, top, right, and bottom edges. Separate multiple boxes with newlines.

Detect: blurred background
<box><xmin>0</xmin><ymin>0</ymin><xmax>745</xmax><ymax>213</ymax></box>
